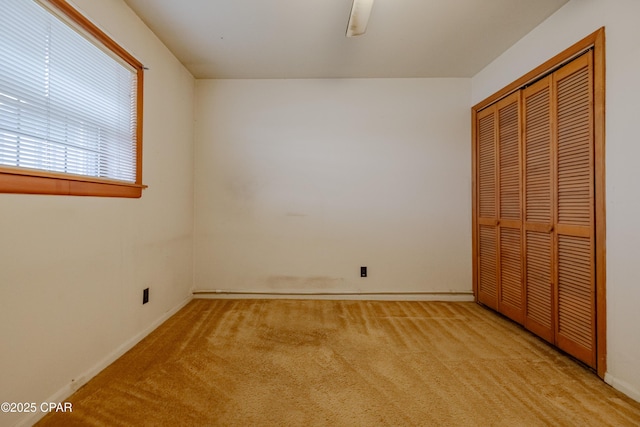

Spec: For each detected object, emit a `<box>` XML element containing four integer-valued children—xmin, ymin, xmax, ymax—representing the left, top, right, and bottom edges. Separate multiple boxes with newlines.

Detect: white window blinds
<box><xmin>0</xmin><ymin>0</ymin><xmax>138</xmax><ymax>183</ymax></box>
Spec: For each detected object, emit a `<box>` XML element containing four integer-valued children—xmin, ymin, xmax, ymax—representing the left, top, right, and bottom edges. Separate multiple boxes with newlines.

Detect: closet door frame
<box><xmin>471</xmin><ymin>28</ymin><xmax>606</xmax><ymax>378</ymax></box>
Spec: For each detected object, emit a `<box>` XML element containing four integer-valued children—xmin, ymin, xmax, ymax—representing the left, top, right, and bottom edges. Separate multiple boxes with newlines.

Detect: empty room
<box><xmin>1</xmin><ymin>0</ymin><xmax>640</xmax><ymax>425</ymax></box>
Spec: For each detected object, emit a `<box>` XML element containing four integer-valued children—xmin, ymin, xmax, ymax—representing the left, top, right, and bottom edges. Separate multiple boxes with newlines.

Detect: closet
<box><xmin>472</xmin><ymin>29</ymin><xmax>605</xmax><ymax>375</ymax></box>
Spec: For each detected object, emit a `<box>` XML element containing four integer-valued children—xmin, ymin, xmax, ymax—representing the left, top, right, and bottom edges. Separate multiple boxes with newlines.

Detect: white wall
<box><xmin>472</xmin><ymin>0</ymin><xmax>640</xmax><ymax>402</ymax></box>
<box><xmin>194</xmin><ymin>78</ymin><xmax>472</xmax><ymax>297</ymax></box>
<box><xmin>0</xmin><ymin>0</ymin><xmax>195</xmax><ymax>425</ymax></box>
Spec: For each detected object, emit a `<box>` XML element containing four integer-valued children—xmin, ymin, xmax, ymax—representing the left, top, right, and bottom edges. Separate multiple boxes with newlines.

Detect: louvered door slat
<box><xmin>554</xmin><ymin>53</ymin><xmax>596</xmax><ymax>367</ymax></box>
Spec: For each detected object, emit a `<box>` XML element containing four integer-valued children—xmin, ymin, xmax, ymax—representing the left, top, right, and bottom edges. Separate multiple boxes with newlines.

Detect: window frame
<box><xmin>0</xmin><ymin>0</ymin><xmax>146</xmax><ymax>198</ymax></box>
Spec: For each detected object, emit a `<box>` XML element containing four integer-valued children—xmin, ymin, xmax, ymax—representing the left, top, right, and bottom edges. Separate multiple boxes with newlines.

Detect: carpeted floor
<box><xmin>38</xmin><ymin>299</ymin><xmax>640</xmax><ymax>426</ymax></box>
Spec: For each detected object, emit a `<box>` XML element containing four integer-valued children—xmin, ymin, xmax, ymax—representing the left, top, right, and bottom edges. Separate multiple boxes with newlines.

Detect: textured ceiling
<box><xmin>123</xmin><ymin>0</ymin><xmax>569</xmax><ymax>79</ymax></box>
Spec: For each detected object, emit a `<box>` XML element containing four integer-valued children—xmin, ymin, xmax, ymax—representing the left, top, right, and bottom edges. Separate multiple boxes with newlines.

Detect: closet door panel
<box><xmin>523</xmin><ymin>77</ymin><xmax>554</xmax><ymax>340</ymax></box>
<box><xmin>554</xmin><ymin>53</ymin><xmax>596</xmax><ymax>367</ymax></box>
<box><xmin>497</xmin><ymin>94</ymin><xmax>523</xmax><ymax>323</ymax></box>
<box><xmin>477</xmin><ymin>107</ymin><xmax>499</xmax><ymax>310</ymax></box>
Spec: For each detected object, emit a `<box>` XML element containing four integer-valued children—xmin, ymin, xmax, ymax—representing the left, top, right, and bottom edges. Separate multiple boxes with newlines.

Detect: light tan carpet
<box><xmin>38</xmin><ymin>299</ymin><xmax>640</xmax><ymax>426</ymax></box>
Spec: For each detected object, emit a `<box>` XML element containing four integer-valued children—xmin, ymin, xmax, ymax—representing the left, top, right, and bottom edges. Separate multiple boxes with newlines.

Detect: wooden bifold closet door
<box><xmin>477</xmin><ymin>92</ymin><xmax>523</xmax><ymax>324</ymax></box>
<box><xmin>474</xmin><ymin>49</ymin><xmax>598</xmax><ymax>369</ymax></box>
<box><xmin>552</xmin><ymin>53</ymin><xmax>596</xmax><ymax>366</ymax></box>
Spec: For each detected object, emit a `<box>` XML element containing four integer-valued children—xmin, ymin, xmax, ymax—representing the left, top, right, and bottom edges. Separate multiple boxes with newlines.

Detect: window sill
<box><xmin>0</xmin><ymin>168</ymin><xmax>147</xmax><ymax>198</ymax></box>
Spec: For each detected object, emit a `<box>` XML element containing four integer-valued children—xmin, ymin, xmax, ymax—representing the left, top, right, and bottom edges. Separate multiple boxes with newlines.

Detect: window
<box><xmin>0</xmin><ymin>0</ymin><xmax>145</xmax><ymax>197</ymax></box>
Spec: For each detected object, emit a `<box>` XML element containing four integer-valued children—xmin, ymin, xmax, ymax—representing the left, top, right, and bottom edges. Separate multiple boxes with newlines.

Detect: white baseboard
<box><xmin>193</xmin><ymin>290</ymin><xmax>475</xmax><ymax>302</ymax></box>
<box><xmin>605</xmin><ymin>372</ymin><xmax>640</xmax><ymax>403</ymax></box>
<box><xmin>17</xmin><ymin>295</ymin><xmax>193</xmax><ymax>427</ymax></box>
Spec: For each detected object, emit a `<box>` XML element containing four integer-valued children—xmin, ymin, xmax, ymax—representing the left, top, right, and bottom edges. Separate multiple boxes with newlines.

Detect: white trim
<box><xmin>193</xmin><ymin>290</ymin><xmax>474</xmax><ymax>302</ymax></box>
<box><xmin>604</xmin><ymin>372</ymin><xmax>640</xmax><ymax>403</ymax></box>
<box><xmin>17</xmin><ymin>295</ymin><xmax>193</xmax><ymax>427</ymax></box>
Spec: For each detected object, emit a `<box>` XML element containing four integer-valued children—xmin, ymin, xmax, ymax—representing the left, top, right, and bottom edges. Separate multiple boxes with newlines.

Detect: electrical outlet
<box><xmin>143</xmin><ymin>288</ymin><xmax>149</xmax><ymax>304</ymax></box>
<box><xmin>361</xmin><ymin>266</ymin><xmax>367</xmax><ymax>277</ymax></box>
